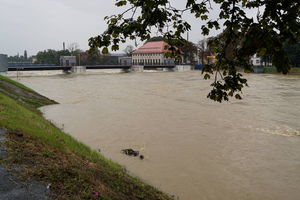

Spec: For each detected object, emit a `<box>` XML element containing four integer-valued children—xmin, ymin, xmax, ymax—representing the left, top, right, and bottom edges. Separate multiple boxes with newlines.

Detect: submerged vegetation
<box><xmin>0</xmin><ymin>75</ymin><xmax>172</xmax><ymax>200</ymax></box>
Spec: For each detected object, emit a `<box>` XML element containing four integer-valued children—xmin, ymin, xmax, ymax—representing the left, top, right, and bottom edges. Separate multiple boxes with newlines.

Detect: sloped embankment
<box><xmin>0</xmin><ymin>75</ymin><xmax>173</xmax><ymax>200</ymax></box>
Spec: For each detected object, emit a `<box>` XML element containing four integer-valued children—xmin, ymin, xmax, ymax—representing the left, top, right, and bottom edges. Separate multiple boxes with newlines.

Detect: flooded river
<box><xmin>17</xmin><ymin>71</ymin><xmax>300</xmax><ymax>200</ymax></box>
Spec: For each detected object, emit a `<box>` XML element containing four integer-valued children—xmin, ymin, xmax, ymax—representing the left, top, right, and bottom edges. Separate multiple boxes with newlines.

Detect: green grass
<box><xmin>0</xmin><ymin>74</ymin><xmax>57</xmax><ymax>109</ymax></box>
<box><xmin>0</xmin><ymin>76</ymin><xmax>173</xmax><ymax>200</ymax></box>
<box><xmin>290</xmin><ymin>67</ymin><xmax>300</xmax><ymax>74</ymax></box>
<box><xmin>0</xmin><ymin>75</ymin><xmax>36</xmax><ymax>93</ymax></box>
<box><xmin>263</xmin><ymin>66</ymin><xmax>300</xmax><ymax>74</ymax></box>
<box><xmin>0</xmin><ymin>92</ymin><xmax>108</xmax><ymax>164</ymax></box>
<box><xmin>263</xmin><ymin>66</ymin><xmax>278</xmax><ymax>74</ymax></box>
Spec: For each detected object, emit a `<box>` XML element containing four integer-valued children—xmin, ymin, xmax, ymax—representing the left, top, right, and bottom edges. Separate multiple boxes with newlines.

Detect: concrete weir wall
<box><xmin>175</xmin><ymin>65</ymin><xmax>193</xmax><ymax>72</ymax></box>
<box><xmin>71</xmin><ymin>66</ymin><xmax>86</xmax><ymax>74</ymax></box>
<box><xmin>0</xmin><ymin>54</ymin><xmax>8</xmax><ymax>74</ymax></box>
<box><xmin>253</xmin><ymin>66</ymin><xmax>264</xmax><ymax>73</ymax></box>
<box><xmin>131</xmin><ymin>65</ymin><xmax>144</xmax><ymax>72</ymax></box>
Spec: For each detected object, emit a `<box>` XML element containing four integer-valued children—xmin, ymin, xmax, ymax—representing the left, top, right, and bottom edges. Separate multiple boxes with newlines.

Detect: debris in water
<box><xmin>121</xmin><ymin>149</ymin><xmax>139</xmax><ymax>157</ymax></box>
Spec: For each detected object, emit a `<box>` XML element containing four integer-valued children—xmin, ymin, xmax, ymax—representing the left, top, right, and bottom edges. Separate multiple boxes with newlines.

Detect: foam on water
<box><xmin>256</xmin><ymin>126</ymin><xmax>300</xmax><ymax>137</ymax></box>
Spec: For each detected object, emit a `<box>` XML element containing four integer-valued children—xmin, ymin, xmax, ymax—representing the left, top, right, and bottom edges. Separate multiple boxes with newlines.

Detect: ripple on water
<box><xmin>255</xmin><ymin>126</ymin><xmax>300</xmax><ymax>137</ymax></box>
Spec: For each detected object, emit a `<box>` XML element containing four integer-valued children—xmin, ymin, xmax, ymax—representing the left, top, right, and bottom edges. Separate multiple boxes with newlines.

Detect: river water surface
<box><xmin>17</xmin><ymin>71</ymin><xmax>300</xmax><ymax>200</ymax></box>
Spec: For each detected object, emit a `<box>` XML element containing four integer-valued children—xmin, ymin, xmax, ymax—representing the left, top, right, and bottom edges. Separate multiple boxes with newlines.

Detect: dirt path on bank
<box><xmin>0</xmin><ymin>128</ymin><xmax>50</xmax><ymax>200</ymax></box>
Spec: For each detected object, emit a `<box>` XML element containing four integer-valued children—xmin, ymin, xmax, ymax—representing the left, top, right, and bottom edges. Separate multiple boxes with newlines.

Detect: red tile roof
<box><xmin>132</xmin><ymin>41</ymin><xmax>170</xmax><ymax>54</ymax></box>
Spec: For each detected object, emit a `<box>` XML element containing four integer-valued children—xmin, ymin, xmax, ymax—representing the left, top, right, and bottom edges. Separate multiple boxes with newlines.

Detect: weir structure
<box><xmin>6</xmin><ymin>64</ymin><xmax>193</xmax><ymax>74</ymax></box>
<box><xmin>7</xmin><ymin>65</ymin><xmax>193</xmax><ymax>73</ymax></box>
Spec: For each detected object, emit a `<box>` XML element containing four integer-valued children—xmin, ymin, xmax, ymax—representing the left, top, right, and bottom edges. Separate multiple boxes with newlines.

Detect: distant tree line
<box><xmin>8</xmin><ymin>49</ymin><xmax>119</xmax><ymax>66</ymax></box>
<box><xmin>35</xmin><ymin>42</ymin><xmax>120</xmax><ymax>65</ymax></box>
<box><xmin>80</xmin><ymin>49</ymin><xmax>118</xmax><ymax>65</ymax></box>
<box><xmin>8</xmin><ymin>50</ymin><xmax>30</xmax><ymax>63</ymax></box>
<box><xmin>7</xmin><ymin>39</ymin><xmax>299</xmax><ymax>67</ymax></box>
<box><xmin>36</xmin><ymin>49</ymin><xmax>72</xmax><ymax>65</ymax></box>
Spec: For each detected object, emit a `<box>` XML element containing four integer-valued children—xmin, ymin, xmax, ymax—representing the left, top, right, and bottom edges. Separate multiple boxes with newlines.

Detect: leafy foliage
<box><xmin>89</xmin><ymin>0</ymin><xmax>300</xmax><ymax>102</ymax></box>
<box><xmin>80</xmin><ymin>49</ymin><xmax>119</xmax><ymax>65</ymax></box>
<box><xmin>197</xmin><ymin>38</ymin><xmax>214</xmax><ymax>65</ymax></box>
<box><xmin>182</xmin><ymin>41</ymin><xmax>198</xmax><ymax>64</ymax></box>
<box><xmin>284</xmin><ymin>41</ymin><xmax>300</xmax><ymax>68</ymax></box>
<box><xmin>145</xmin><ymin>36</ymin><xmax>166</xmax><ymax>43</ymax></box>
<box><xmin>36</xmin><ymin>49</ymin><xmax>71</xmax><ymax>65</ymax></box>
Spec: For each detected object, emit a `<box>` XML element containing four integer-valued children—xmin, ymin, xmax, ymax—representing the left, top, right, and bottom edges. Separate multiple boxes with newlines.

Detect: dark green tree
<box><xmin>8</xmin><ymin>55</ymin><xmax>21</xmax><ymax>63</ymax></box>
<box><xmin>36</xmin><ymin>49</ymin><xmax>71</xmax><ymax>65</ymax></box>
<box><xmin>284</xmin><ymin>41</ymin><xmax>300</xmax><ymax>68</ymax></box>
<box><xmin>146</xmin><ymin>36</ymin><xmax>165</xmax><ymax>43</ymax></box>
<box><xmin>24</xmin><ymin>50</ymin><xmax>28</xmax><ymax>61</ymax></box>
<box><xmin>182</xmin><ymin>41</ymin><xmax>198</xmax><ymax>64</ymax></box>
<box><xmin>80</xmin><ymin>49</ymin><xmax>118</xmax><ymax>65</ymax></box>
<box><xmin>89</xmin><ymin>0</ymin><xmax>300</xmax><ymax>102</ymax></box>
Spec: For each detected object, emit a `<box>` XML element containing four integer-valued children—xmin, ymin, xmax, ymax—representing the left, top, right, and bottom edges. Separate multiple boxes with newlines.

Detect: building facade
<box><xmin>0</xmin><ymin>54</ymin><xmax>8</xmax><ymax>72</ymax></box>
<box><xmin>250</xmin><ymin>54</ymin><xmax>262</xmax><ymax>66</ymax></box>
<box><xmin>118</xmin><ymin>56</ymin><xmax>132</xmax><ymax>65</ymax></box>
<box><xmin>250</xmin><ymin>54</ymin><xmax>272</xmax><ymax>67</ymax></box>
<box><xmin>60</xmin><ymin>56</ymin><xmax>76</xmax><ymax>66</ymax></box>
<box><xmin>132</xmin><ymin>41</ymin><xmax>177</xmax><ymax>65</ymax></box>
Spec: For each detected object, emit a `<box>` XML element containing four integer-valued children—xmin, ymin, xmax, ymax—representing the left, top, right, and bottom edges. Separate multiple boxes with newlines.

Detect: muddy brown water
<box><xmin>16</xmin><ymin>71</ymin><xmax>300</xmax><ymax>200</ymax></box>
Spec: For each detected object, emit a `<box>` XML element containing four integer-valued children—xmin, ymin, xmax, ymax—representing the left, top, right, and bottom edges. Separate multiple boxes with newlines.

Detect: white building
<box><xmin>250</xmin><ymin>54</ymin><xmax>272</xmax><ymax>67</ymax></box>
<box><xmin>60</xmin><ymin>56</ymin><xmax>76</xmax><ymax>66</ymax></box>
<box><xmin>132</xmin><ymin>41</ymin><xmax>177</xmax><ymax>65</ymax></box>
<box><xmin>250</xmin><ymin>54</ymin><xmax>262</xmax><ymax>66</ymax></box>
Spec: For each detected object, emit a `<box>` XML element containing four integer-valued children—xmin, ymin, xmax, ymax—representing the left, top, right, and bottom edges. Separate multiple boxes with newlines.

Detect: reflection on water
<box><xmin>17</xmin><ymin>72</ymin><xmax>300</xmax><ymax>200</ymax></box>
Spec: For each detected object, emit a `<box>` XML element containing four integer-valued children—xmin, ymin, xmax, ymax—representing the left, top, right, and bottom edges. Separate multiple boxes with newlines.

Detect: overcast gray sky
<box><xmin>0</xmin><ymin>0</ymin><xmax>257</xmax><ymax>56</ymax></box>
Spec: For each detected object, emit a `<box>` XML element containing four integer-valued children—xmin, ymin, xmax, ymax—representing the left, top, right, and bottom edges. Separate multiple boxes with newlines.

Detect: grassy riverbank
<box><xmin>264</xmin><ymin>67</ymin><xmax>300</xmax><ymax>74</ymax></box>
<box><xmin>0</xmin><ymin>75</ymin><xmax>172</xmax><ymax>200</ymax></box>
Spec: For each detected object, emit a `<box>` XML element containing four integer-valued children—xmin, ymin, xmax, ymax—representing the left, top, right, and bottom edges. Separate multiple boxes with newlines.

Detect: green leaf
<box><xmin>115</xmin><ymin>0</ymin><xmax>127</xmax><ymax>7</ymax></box>
<box><xmin>258</xmin><ymin>48</ymin><xmax>267</xmax><ymax>56</ymax></box>
<box><xmin>201</xmin><ymin>15</ymin><xmax>208</xmax><ymax>20</ymax></box>
<box><xmin>102</xmin><ymin>47</ymin><xmax>109</xmax><ymax>54</ymax></box>
<box><xmin>204</xmin><ymin>74</ymin><xmax>211</xmax><ymax>80</ymax></box>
